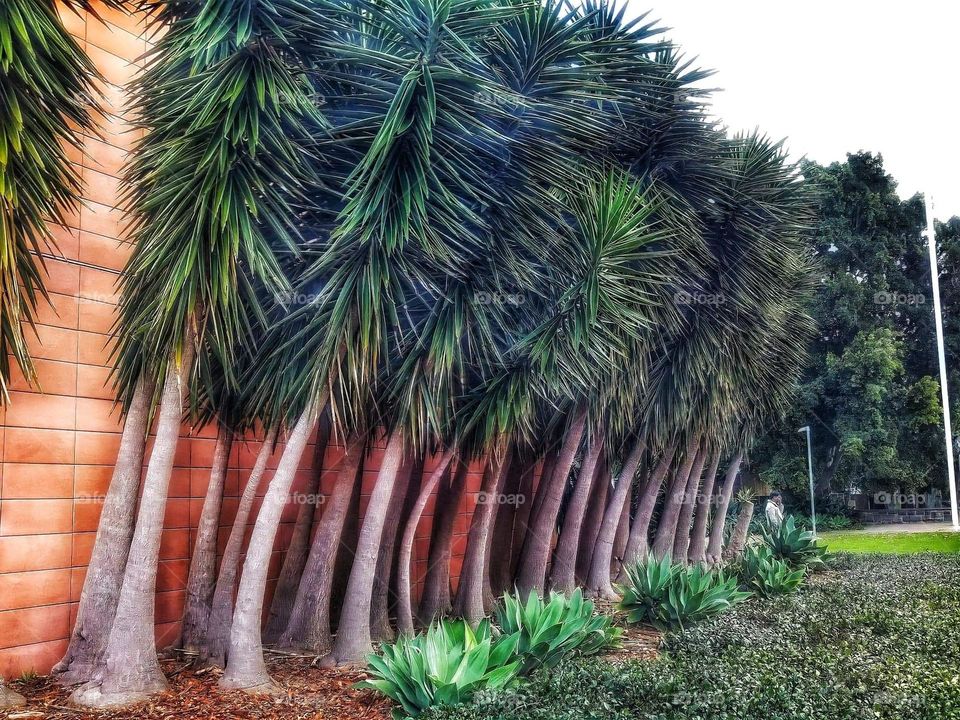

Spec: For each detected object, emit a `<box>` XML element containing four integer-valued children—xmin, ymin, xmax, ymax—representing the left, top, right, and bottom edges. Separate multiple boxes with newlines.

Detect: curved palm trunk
<box><xmin>331</xmin><ymin>467</ymin><xmax>362</xmax><ymax>627</ymax></box>
<box><xmin>481</xmin><ymin>482</ymin><xmax>500</xmax><ymax>614</ymax></box>
<box><xmin>526</xmin><ymin>448</ymin><xmax>558</xmax><ymax>530</ymax></box>
<box><xmin>72</xmin><ymin>339</ymin><xmax>195</xmax><ymax>708</ymax></box>
<box><xmin>263</xmin><ymin>413</ymin><xmax>331</xmax><ymax>644</ymax></box>
<box><xmin>611</xmin><ymin>488</ymin><xmax>631</xmax><ymax>577</ymax></box>
<box><xmin>706</xmin><ymin>451</ymin><xmax>744</xmax><ymax>564</ymax></box>
<box><xmin>577</xmin><ymin>458</ymin><xmax>608</xmax><ymax>583</ymax></box>
<box><xmin>549</xmin><ymin>439</ymin><xmax>604</xmax><ymax>594</ymax></box>
<box><xmin>370</xmin><ymin>457</ymin><xmax>417</xmax><ymax>642</ymax></box>
<box><xmin>0</xmin><ymin>680</ymin><xmax>25</xmax><ymax>709</ymax></box>
<box><xmin>585</xmin><ymin>438</ymin><xmax>645</xmax><ymax>599</ymax></box>
<box><xmin>516</xmin><ymin>407</ymin><xmax>587</xmax><ymax>595</ymax></box>
<box><xmin>220</xmin><ymin>405</ymin><xmax>322</xmax><ymax>692</ymax></box>
<box><xmin>54</xmin><ymin>377</ymin><xmax>153</xmax><ymax>684</ymax></box>
<box><xmin>326</xmin><ymin>430</ymin><xmax>407</xmax><ymax>666</ymax></box>
<box><xmin>200</xmin><ymin>428</ymin><xmax>278</xmax><ymax>668</ymax></box>
<box><xmin>688</xmin><ymin>449</ymin><xmax>722</xmax><ymax>565</ymax></box>
<box><xmin>489</xmin><ymin>454</ymin><xmax>523</xmax><ymax>596</ymax></box>
<box><xmin>396</xmin><ymin>449</ymin><xmax>457</xmax><ymax>635</ymax></box>
<box><xmin>454</xmin><ymin>447</ymin><xmax>511</xmax><ymax>624</ymax></box>
<box><xmin>617</xmin><ymin>440</ymin><xmax>678</xmax><ymax>582</ymax></box>
<box><xmin>651</xmin><ymin>434</ymin><xmax>701</xmax><ymax>560</ymax></box>
<box><xmin>418</xmin><ymin>460</ymin><xmax>469</xmax><ymax>625</ymax></box>
<box><xmin>724</xmin><ymin>500</ymin><xmax>754</xmax><ymax>560</ymax></box>
<box><xmin>181</xmin><ymin>425</ymin><xmax>234</xmax><ymax>653</ymax></box>
<box><xmin>278</xmin><ymin>435</ymin><xmax>365</xmax><ymax>653</ymax></box>
<box><xmin>672</xmin><ymin>443</ymin><xmax>709</xmax><ymax>561</ymax></box>
<box><xmin>508</xmin><ymin>455</ymin><xmax>537</xmax><ymax>583</ymax></box>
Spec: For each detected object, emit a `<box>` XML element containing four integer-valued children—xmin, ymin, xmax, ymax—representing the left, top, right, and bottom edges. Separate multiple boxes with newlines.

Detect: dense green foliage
<box><xmin>117</xmin><ymin>0</ymin><xmax>817</xmax><ymax>459</ymax></box>
<box><xmin>617</xmin><ymin>556</ymin><xmax>749</xmax><ymax>631</ymax></box>
<box><xmin>358</xmin><ymin>619</ymin><xmax>521</xmax><ymax>719</ymax></box>
<box><xmin>494</xmin><ymin>589</ymin><xmax>621</xmax><ymax>674</ymax></box>
<box><xmin>752</xmin><ymin>152</ymin><xmax>960</xmax><ymax>501</ymax></box>
<box><xmin>427</xmin><ymin>555</ymin><xmax>960</xmax><ymax>720</ymax></box>
<box><xmin>794</xmin><ymin>512</ymin><xmax>857</xmax><ymax>531</ymax></box>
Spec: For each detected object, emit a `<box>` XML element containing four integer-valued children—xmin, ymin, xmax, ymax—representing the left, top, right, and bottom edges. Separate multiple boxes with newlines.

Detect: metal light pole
<box><xmin>924</xmin><ymin>194</ymin><xmax>960</xmax><ymax>530</ymax></box>
<box><xmin>798</xmin><ymin>426</ymin><xmax>816</xmax><ymax>537</ymax></box>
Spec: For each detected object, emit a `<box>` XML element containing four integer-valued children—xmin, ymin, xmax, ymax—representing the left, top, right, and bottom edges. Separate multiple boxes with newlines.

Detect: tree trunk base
<box><xmin>52</xmin><ymin>659</ymin><xmax>97</xmax><ymax>687</ymax></box>
<box><xmin>370</xmin><ymin>621</ymin><xmax>395</xmax><ymax>644</ymax></box>
<box><xmin>318</xmin><ymin>653</ymin><xmax>365</xmax><ymax>669</ymax></box>
<box><xmin>69</xmin><ymin>675</ymin><xmax>167</xmax><ymax>709</ymax></box>
<box><xmin>586</xmin><ymin>582</ymin><xmax>620</xmax><ymax>602</ymax></box>
<box><xmin>218</xmin><ymin>675</ymin><xmax>283</xmax><ymax>695</ymax></box>
<box><xmin>0</xmin><ymin>684</ymin><xmax>26</xmax><ymax>709</ymax></box>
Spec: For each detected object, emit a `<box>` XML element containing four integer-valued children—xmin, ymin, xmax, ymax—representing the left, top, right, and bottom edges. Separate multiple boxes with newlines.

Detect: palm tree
<box><xmin>687</xmin><ymin>448</ymin><xmax>722</xmax><ymax>564</ymax></box>
<box><xmin>200</xmin><ymin>428</ymin><xmax>277</xmax><ymax>667</ymax></box>
<box><xmin>584</xmin><ymin>437</ymin><xmax>645</xmax><ymax>598</ymax></box>
<box><xmin>70</xmin><ymin>0</ymin><xmax>325</xmax><ymax>703</ymax></box>
<box><xmin>549</xmin><ymin>437</ymin><xmax>604</xmax><ymax>593</ymax></box>
<box><xmin>180</xmin><ymin>422</ymin><xmax>234</xmax><ymax>652</ymax></box>
<box><xmin>417</xmin><ymin>461</ymin><xmax>470</xmax><ymax>624</ymax></box>
<box><xmin>263</xmin><ymin>413</ymin><xmax>331</xmax><ymax>644</ymax></box>
<box><xmin>617</xmin><ymin>440</ymin><xmax>678</xmax><ymax>579</ymax></box>
<box><xmin>277</xmin><ymin>436</ymin><xmax>367</xmax><ymax>653</ymax></box>
<box><xmin>706</xmin><ymin>450</ymin><xmax>744</xmax><ymax>564</ymax></box>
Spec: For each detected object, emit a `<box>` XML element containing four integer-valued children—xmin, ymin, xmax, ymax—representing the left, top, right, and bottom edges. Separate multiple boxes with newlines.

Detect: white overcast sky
<box><xmin>630</xmin><ymin>1</ymin><xmax>960</xmax><ymax>218</ymax></box>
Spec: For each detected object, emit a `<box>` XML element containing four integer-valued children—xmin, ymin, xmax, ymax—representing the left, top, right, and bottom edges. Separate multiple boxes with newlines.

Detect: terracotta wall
<box><xmin>0</xmin><ymin>2</ymin><xmax>485</xmax><ymax>678</ymax></box>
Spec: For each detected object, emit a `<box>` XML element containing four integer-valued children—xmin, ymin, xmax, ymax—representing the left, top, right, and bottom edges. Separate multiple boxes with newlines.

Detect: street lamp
<box><xmin>923</xmin><ymin>194</ymin><xmax>960</xmax><ymax>530</ymax></box>
<box><xmin>798</xmin><ymin>425</ymin><xmax>816</xmax><ymax>538</ymax></box>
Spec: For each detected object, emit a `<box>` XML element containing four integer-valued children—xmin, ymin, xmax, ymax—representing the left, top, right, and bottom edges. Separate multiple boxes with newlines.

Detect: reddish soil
<box><xmin>2</xmin><ymin>613</ymin><xmax>661</xmax><ymax>719</ymax></box>
<box><xmin>2</xmin><ymin>657</ymin><xmax>392</xmax><ymax>720</ymax></box>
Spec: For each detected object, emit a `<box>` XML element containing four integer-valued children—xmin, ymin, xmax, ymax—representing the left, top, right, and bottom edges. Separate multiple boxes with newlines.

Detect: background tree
<box><xmin>751</xmin><ymin>152</ymin><xmax>960</xmax><ymax>506</ymax></box>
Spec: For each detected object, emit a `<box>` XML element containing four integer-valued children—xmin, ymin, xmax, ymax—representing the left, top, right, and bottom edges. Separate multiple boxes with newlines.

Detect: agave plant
<box><xmin>736</xmin><ymin>544</ymin><xmax>806</xmax><ymax>597</ymax></box>
<box><xmin>358</xmin><ymin>619</ymin><xmax>521</xmax><ymax>719</ymax></box>
<box><xmin>618</xmin><ymin>556</ymin><xmax>750</xmax><ymax>631</ymax></box>
<box><xmin>761</xmin><ymin>515</ymin><xmax>832</xmax><ymax>569</ymax></box>
<box><xmin>494</xmin><ymin>588</ymin><xmax>621</xmax><ymax>674</ymax></box>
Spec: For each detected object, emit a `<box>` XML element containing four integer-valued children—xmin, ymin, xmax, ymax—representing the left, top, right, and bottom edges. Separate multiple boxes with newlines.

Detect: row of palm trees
<box><xmin>5</xmin><ymin>0</ymin><xmax>813</xmax><ymax>708</ymax></box>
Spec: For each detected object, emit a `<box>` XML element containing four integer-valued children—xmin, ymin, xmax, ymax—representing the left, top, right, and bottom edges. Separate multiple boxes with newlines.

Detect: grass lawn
<box><xmin>820</xmin><ymin>530</ymin><xmax>960</xmax><ymax>553</ymax></box>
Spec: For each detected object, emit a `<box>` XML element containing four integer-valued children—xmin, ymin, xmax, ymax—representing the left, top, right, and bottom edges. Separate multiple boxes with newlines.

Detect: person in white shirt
<box><xmin>765</xmin><ymin>490</ymin><xmax>785</xmax><ymax>529</ymax></box>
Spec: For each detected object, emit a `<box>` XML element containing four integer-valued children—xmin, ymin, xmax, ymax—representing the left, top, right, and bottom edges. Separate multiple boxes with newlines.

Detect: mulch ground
<box><xmin>593</xmin><ymin>598</ymin><xmax>663</xmax><ymax>664</ymax></box>
<box><xmin>2</xmin><ymin>656</ymin><xmax>393</xmax><ymax>720</ymax></box>
<box><xmin>3</xmin><ymin>618</ymin><xmax>661</xmax><ymax>720</ymax></box>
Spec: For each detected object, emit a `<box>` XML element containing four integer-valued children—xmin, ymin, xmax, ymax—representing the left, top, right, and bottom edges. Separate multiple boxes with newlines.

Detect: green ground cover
<box><xmin>428</xmin><ymin>554</ymin><xmax>960</xmax><ymax>720</ymax></box>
